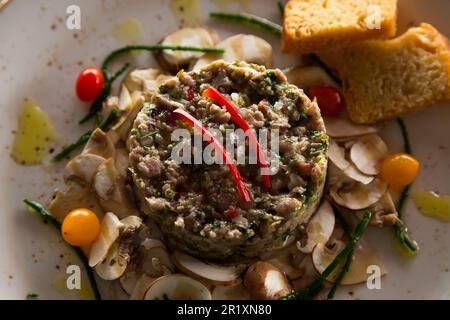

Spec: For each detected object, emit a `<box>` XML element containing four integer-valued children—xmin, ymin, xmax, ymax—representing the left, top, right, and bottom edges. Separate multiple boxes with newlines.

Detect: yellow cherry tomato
<box><xmin>61</xmin><ymin>208</ymin><xmax>100</xmax><ymax>247</ymax></box>
<box><xmin>380</xmin><ymin>153</ymin><xmax>420</xmax><ymax>188</ymax></box>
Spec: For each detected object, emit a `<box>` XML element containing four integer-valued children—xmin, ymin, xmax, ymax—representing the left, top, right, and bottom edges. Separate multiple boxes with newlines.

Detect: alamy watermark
<box><xmin>170</xmin><ymin>128</ymin><xmax>280</xmax><ymax>175</ymax></box>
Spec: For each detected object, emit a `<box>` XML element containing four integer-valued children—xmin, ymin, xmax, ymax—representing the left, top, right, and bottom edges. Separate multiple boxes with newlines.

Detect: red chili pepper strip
<box><xmin>202</xmin><ymin>87</ymin><xmax>271</xmax><ymax>190</ymax></box>
<box><xmin>173</xmin><ymin>109</ymin><xmax>251</xmax><ymax>204</ymax></box>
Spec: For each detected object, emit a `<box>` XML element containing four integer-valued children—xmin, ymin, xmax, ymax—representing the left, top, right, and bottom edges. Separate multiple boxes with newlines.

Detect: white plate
<box><xmin>0</xmin><ymin>0</ymin><xmax>449</xmax><ymax>300</ymax></box>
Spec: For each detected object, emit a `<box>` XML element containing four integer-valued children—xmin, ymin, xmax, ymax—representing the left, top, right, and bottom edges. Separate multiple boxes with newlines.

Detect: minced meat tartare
<box><xmin>128</xmin><ymin>60</ymin><xmax>328</xmax><ymax>260</ymax></box>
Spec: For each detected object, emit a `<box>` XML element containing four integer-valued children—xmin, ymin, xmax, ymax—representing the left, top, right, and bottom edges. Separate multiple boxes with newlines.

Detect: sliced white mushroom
<box><xmin>141</xmin><ymin>238</ymin><xmax>165</xmax><ymax>250</ymax></box>
<box><xmin>266</xmin><ymin>247</ymin><xmax>302</xmax><ymax>280</ymax></box>
<box><xmin>94</xmin><ymin>215</ymin><xmax>142</xmax><ymax>280</ymax></box>
<box><xmin>137</xmin><ymin>244</ymin><xmax>175</xmax><ymax>278</ymax></box>
<box><xmin>144</xmin><ymin>274</ymin><xmax>212</xmax><ymax>300</ymax></box>
<box><xmin>112</xmin><ymin>93</ymin><xmax>145</xmax><ymax>142</ymax></box>
<box><xmin>89</xmin><ymin>212</ymin><xmax>124</xmax><ymax>267</ymax></box>
<box><xmin>120</xmin><ymin>270</ymin><xmax>139</xmax><ymax>296</ymax></box>
<box><xmin>156</xmin><ymin>28</ymin><xmax>219</xmax><ymax>73</ymax></box>
<box><xmin>82</xmin><ymin>128</ymin><xmax>115</xmax><ymax>159</ymax></box>
<box><xmin>329</xmin><ymin>178</ymin><xmax>388</xmax><ymax>210</ymax></box>
<box><xmin>243</xmin><ymin>261</ymin><xmax>293</xmax><ymax>300</ymax></box>
<box><xmin>130</xmin><ymin>274</ymin><xmax>157</xmax><ymax>300</ymax></box>
<box><xmin>118</xmin><ymin>85</ymin><xmax>132</xmax><ymax>111</ymax></box>
<box><xmin>350</xmin><ymin>135</ymin><xmax>389</xmax><ymax>176</ymax></box>
<box><xmin>143</xmin><ymin>74</ymin><xmax>172</xmax><ymax>95</ymax></box>
<box><xmin>312</xmin><ymin>239</ymin><xmax>386</xmax><ymax>285</ymax></box>
<box><xmin>48</xmin><ymin>183</ymin><xmax>104</xmax><ymax>222</ymax></box>
<box><xmin>311</xmin><ymin>240</ymin><xmax>346</xmax><ymax>280</ymax></box>
<box><xmin>368</xmin><ymin>191</ymin><xmax>399</xmax><ymax>227</ymax></box>
<box><xmin>172</xmin><ymin>250</ymin><xmax>245</xmax><ymax>285</ymax></box>
<box><xmin>192</xmin><ymin>34</ymin><xmax>273</xmax><ymax>71</ymax></box>
<box><xmin>324</xmin><ymin>117</ymin><xmax>378</xmax><ymax>139</ymax></box>
<box><xmin>94</xmin><ymin>158</ymin><xmax>117</xmax><ymax>201</ymax></box>
<box><xmin>212</xmin><ymin>283</ymin><xmax>251</xmax><ymax>300</ymax></box>
<box><xmin>114</xmin><ymin>148</ymin><xmax>130</xmax><ymax>181</ymax></box>
<box><xmin>291</xmin><ymin>255</ymin><xmax>319</xmax><ymax>290</ymax></box>
<box><xmin>124</xmin><ymin>68</ymin><xmax>161</xmax><ymax>93</ymax></box>
<box><xmin>95</xmin><ymin>241</ymin><xmax>128</xmax><ymax>280</ymax></box>
<box><xmin>298</xmin><ymin>200</ymin><xmax>335</xmax><ymax>254</ymax></box>
<box><xmin>63</xmin><ymin>154</ymin><xmax>105</xmax><ymax>186</ymax></box>
<box><xmin>283</xmin><ymin>65</ymin><xmax>339</xmax><ymax>89</ymax></box>
<box><xmin>329</xmin><ymin>140</ymin><xmax>374</xmax><ymax>185</ymax></box>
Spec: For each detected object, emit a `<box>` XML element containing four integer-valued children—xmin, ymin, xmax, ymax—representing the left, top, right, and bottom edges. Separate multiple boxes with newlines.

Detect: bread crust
<box><xmin>282</xmin><ymin>0</ymin><xmax>398</xmax><ymax>54</ymax></box>
<box><xmin>339</xmin><ymin>23</ymin><xmax>450</xmax><ymax>124</ymax></box>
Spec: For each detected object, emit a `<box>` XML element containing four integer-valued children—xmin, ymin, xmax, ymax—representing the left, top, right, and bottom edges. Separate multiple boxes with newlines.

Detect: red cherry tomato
<box><xmin>307</xmin><ymin>85</ymin><xmax>344</xmax><ymax>117</ymax></box>
<box><xmin>75</xmin><ymin>67</ymin><xmax>105</xmax><ymax>102</ymax></box>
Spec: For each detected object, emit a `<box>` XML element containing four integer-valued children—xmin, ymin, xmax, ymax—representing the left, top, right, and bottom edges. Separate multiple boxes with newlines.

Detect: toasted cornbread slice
<box><xmin>338</xmin><ymin>23</ymin><xmax>450</xmax><ymax>124</ymax></box>
<box><xmin>282</xmin><ymin>0</ymin><xmax>398</xmax><ymax>54</ymax></box>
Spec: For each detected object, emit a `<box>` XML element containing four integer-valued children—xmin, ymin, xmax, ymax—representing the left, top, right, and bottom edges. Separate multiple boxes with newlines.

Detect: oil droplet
<box><xmin>413</xmin><ymin>189</ymin><xmax>450</xmax><ymax>222</ymax></box>
<box><xmin>170</xmin><ymin>0</ymin><xmax>202</xmax><ymax>27</ymax></box>
<box><xmin>113</xmin><ymin>18</ymin><xmax>143</xmax><ymax>45</ymax></box>
<box><xmin>12</xmin><ymin>98</ymin><xmax>62</xmax><ymax>165</ymax></box>
<box><xmin>213</xmin><ymin>0</ymin><xmax>252</xmax><ymax>11</ymax></box>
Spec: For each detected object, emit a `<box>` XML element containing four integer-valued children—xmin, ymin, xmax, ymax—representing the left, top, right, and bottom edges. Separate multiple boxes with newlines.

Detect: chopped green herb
<box><xmin>26</xmin><ymin>292</ymin><xmax>39</xmax><ymax>299</ymax></box>
<box><xmin>210</xmin><ymin>12</ymin><xmax>282</xmax><ymax>37</ymax></box>
<box><xmin>282</xmin><ymin>211</ymin><xmax>372</xmax><ymax>300</ymax></box>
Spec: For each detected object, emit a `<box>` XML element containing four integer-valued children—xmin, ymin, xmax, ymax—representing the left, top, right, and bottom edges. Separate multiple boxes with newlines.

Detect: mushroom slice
<box><xmin>172</xmin><ymin>250</ymin><xmax>245</xmax><ymax>285</ymax></box>
<box><xmin>114</xmin><ymin>148</ymin><xmax>130</xmax><ymax>181</ymax></box>
<box><xmin>144</xmin><ymin>274</ymin><xmax>212</xmax><ymax>300</ymax></box>
<box><xmin>266</xmin><ymin>247</ymin><xmax>302</xmax><ymax>280</ymax></box>
<box><xmin>94</xmin><ymin>158</ymin><xmax>117</xmax><ymax>201</ymax></box>
<box><xmin>291</xmin><ymin>255</ymin><xmax>319</xmax><ymax>290</ymax></box>
<box><xmin>212</xmin><ymin>283</ymin><xmax>251</xmax><ymax>300</ymax></box>
<box><xmin>192</xmin><ymin>34</ymin><xmax>273</xmax><ymax>70</ymax></box>
<box><xmin>350</xmin><ymin>135</ymin><xmax>389</xmax><ymax>176</ymax></box>
<box><xmin>95</xmin><ymin>241</ymin><xmax>128</xmax><ymax>280</ymax></box>
<box><xmin>95</xmin><ymin>215</ymin><xmax>142</xmax><ymax>280</ymax></box>
<box><xmin>118</xmin><ymin>85</ymin><xmax>132</xmax><ymax>111</ymax></box>
<box><xmin>124</xmin><ymin>68</ymin><xmax>161</xmax><ymax>93</ymax></box>
<box><xmin>243</xmin><ymin>261</ymin><xmax>293</xmax><ymax>300</ymax></box>
<box><xmin>329</xmin><ymin>140</ymin><xmax>374</xmax><ymax>185</ymax></box>
<box><xmin>120</xmin><ymin>270</ymin><xmax>139</xmax><ymax>296</ymax></box>
<box><xmin>311</xmin><ymin>240</ymin><xmax>346</xmax><ymax>280</ymax></box>
<box><xmin>89</xmin><ymin>212</ymin><xmax>124</xmax><ymax>267</ymax></box>
<box><xmin>130</xmin><ymin>274</ymin><xmax>157</xmax><ymax>300</ymax></box>
<box><xmin>112</xmin><ymin>93</ymin><xmax>145</xmax><ymax>142</ymax></box>
<box><xmin>156</xmin><ymin>28</ymin><xmax>219</xmax><ymax>73</ymax></box>
<box><xmin>283</xmin><ymin>65</ymin><xmax>339</xmax><ymax>89</ymax></box>
<box><xmin>329</xmin><ymin>179</ymin><xmax>388</xmax><ymax>210</ymax></box>
<box><xmin>48</xmin><ymin>183</ymin><xmax>104</xmax><ymax>222</ymax></box>
<box><xmin>143</xmin><ymin>74</ymin><xmax>172</xmax><ymax>94</ymax></box>
<box><xmin>298</xmin><ymin>200</ymin><xmax>335</xmax><ymax>254</ymax></box>
<box><xmin>312</xmin><ymin>240</ymin><xmax>386</xmax><ymax>285</ymax></box>
<box><xmin>63</xmin><ymin>153</ymin><xmax>105</xmax><ymax>186</ymax></box>
<box><xmin>368</xmin><ymin>192</ymin><xmax>399</xmax><ymax>227</ymax></box>
<box><xmin>138</xmin><ymin>244</ymin><xmax>175</xmax><ymax>278</ymax></box>
<box><xmin>324</xmin><ymin>117</ymin><xmax>378</xmax><ymax>139</ymax></box>
<box><xmin>82</xmin><ymin>128</ymin><xmax>115</xmax><ymax>159</ymax></box>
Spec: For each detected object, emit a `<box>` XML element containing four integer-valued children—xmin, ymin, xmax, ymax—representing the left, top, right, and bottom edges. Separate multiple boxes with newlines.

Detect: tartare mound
<box><xmin>128</xmin><ymin>60</ymin><xmax>328</xmax><ymax>260</ymax></box>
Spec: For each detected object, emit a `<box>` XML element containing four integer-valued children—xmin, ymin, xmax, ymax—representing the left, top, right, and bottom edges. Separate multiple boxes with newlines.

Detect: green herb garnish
<box><xmin>23</xmin><ymin>199</ymin><xmax>101</xmax><ymax>300</ymax></box>
<box><xmin>26</xmin><ymin>292</ymin><xmax>39</xmax><ymax>299</ymax></box>
<box><xmin>53</xmin><ymin>109</ymin><xmax>119</xmax><ymax>161</ymax></box>
<box><xmin>392</xmin><ymin>118</ymin><xmax>419</xmax><ymax>255</ymax></box>
<box><xmin>210</xmin><ymin>12</ymin><xmax>282</xmax><ymax>37</ymax></box>
<box><xmin>282</xmin><ymin>211</ymin><xmax>372</xmax><ymax>300</ymax></box>
<box><xmin>277</xmin><ymin>2</ymin><xmax>285</xmax><ymax>16</ymax></box>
